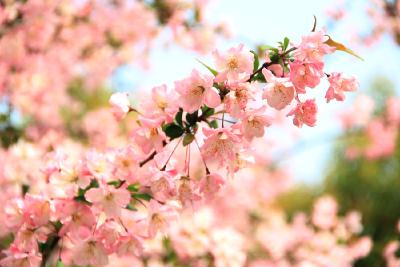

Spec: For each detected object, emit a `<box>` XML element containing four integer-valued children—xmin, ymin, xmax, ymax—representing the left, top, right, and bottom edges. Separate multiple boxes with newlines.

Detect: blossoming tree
<box><xmin>0</xmin><ymin>1</ymin><xmax>365</xmax><ymax>267</ymax></box>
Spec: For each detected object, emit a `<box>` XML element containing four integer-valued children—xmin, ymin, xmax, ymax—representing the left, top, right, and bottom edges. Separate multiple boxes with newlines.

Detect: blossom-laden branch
<box><xmin>0</xmin><ymin>20</ymin><xmax>360</xmax><ymax>267</ymax></box>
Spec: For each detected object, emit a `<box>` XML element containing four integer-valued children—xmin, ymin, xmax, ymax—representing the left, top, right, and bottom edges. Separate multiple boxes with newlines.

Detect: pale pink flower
<box><xmin>198</xmin><ymin>173</ymin><xmax>225</xmax><ymax>199</ymax></box>
<box><xmin>147</xmin><ymin>200</ymin><xmax>178</xmax><ymax>238</ymax></box>
<box><xmin>201</xmin><ymin>127</ymin><xmax>241</xmax><ymax>168</ymax></box>
<box><xmin>72</xmin><ymin>239</ymin><xmax>109</xmax><ymax>267</ymax></box>
<box><xmin>224</xmin><ymin>83</ymin><xmax>256</xmax><ymax>117</ymax></box>
<box><xmin>175</xmin><ymin>69</ymin><xmax>220</xmax><ymax>113</ymax></box>
<box><xmin>214</xmin><ymin>44</ymin><xmax>254</xmax><ymax>83</ymax></box>
<box><xmin>262</xmin><ymin>69</ymin><xmax>295</xmax><ymax>110</ymax></box>
<box><xmin>23</xmin><ymin>194</ymin><xmax>51</xmax><ymax>228</ymax></box>
<box><xmin>147</xmin><ymin>84</ymin><xmax>179</xmax><ymax>121</ymax></box>
<box><xmin>150</xmin><ymin>171</ymin><xmax>176</xmax><ymax>202</ymax></box>
<box><xmin>289</xmin><ymin>61</ymin><xmax>324</xmax><ymax>93</ymax></box>
<box><xmin>55</xmin><ymin>200</ymin><xmax>96</xmax><ymax>240</ymax></box>
<box><xmin>0</xmin><ymin>244</ymin><xmax>42</xmax><ymax>267</ymax></box>
<box><xmin>240</xmin><ymin>107</ymin><xmax>271</xmax><ymax>140</ymax></box>
<box><xmin>287</xmin><ymin>99</ymin><xmax>318</xmax><ymax>127</ymax></box>
<box><xmin>132</xmin><ymin>116</ymin><xmax>166</xmax><ymax>154</ymax></box>
<box><xmin>85</xmin><ymin>184</ymin><xmax>131</xmax><ymax>218</ymax></box>
<box><xmin>109</xmin><ymin>92</ymin><xmax>131</xmax><ymax>120</ymax></box>
<box><xmin>326</xmin><ymin>72</ymin><xmax>358</xmax><ymax>102</ymax></box>
<box><xmin>294</xmin><ymin>30</ymin><xmax>335</xmax><ymax>62</ymax></box>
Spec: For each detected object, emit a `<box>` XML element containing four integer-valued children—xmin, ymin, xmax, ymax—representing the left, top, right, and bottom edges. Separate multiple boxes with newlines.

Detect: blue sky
<box><xmin>112</xmin><ymin>0</ymin><xmax>400</xmax><ymax>183</ymax></box>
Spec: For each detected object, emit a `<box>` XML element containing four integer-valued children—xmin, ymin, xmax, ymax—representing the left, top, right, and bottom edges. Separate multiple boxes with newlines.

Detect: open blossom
<box><xmin>175</xmin><ymin>69</ymin><xmax>220</xmax><ymax>113</ymax></box>
<box><xmin>132</xmin><ymin>116</ymin><xmax>166</xmax><ymax>154</ymax></box>
<box><xmin>294</xmin><ymin>30</ymin><xmax>335</xmax><ymax>62</ymax></box>
<box><xmin>149</xmin><ymin>170</ymin><xmax>176</xmax><ymax>202</ymax></box>
<box><xmin>72</xmin><ymin>238</ymin><xmax>109</xmax><ymax>267</ymax></box>
<box><xmin>85</xmin><ymin>184</ymin><xmax>131</xmax><ymax>218</ymax></box>
<box><xmin>213</xmin><ymin>43</ymin><xmax>254</xmax><ymax>83</ymax></box>
<box><xmin>201</xmin><ymin>127</ymin><xmax>241</xmax><ymax>168</ymax></box>
<box><xmin>109</xmin><ymin>92</ymin><xmax>131</xmax><ymax>120</ymax></box>
<box><xmin>289</xmin><ymin>61</ymin><xmax>324</xmax><ymax>93</ymax></box>
<box><xmin>147</xmin><ymin>85</ymin><xmax>179</xmax><ymax>121</ymax></box>
<box><xmin>0</xmin><ymin>244</ymin><xmax>42</xmax><ymax>267</ymax></box>
<box><xmin>224</xmin><ymin>82</ymin><xmax>256</xmax><ymax>117</ymax></box>
<box><xmin>262</xmin><ymin>69</ymin><xmax>295</xmax><ymax>110</ymax></box>
<box><xmin>326</xmin><ymin>72</ymin><xmax>358</xmax><ymax>102</ymax></box>
<box><xmin>287</xmin><ymin>99</ymin><xmax>318</xmax><ymax>127</ymax></box>
<box><xmin>240</xmin><ymin>107</ymin><xmax>271</xmax><ymax>140</ymax></box>
<box><xmin>198</xmin><ymin>173</ymin><xmax>225</xmax><ymax>199</ymax></box>
<box><xmin>55</xmin><ymin>200</ymin><xmax>96</xmax><ymax>240</ymax></box>
<box><xmin>147</xmin><ymin>200</ymin><xmax>178</xmax><ymax>238</ymax></box>
<box><xmin>23</xmin><ymin>194</ymin><xmax>51</xmax><ymax>228</ymax></box>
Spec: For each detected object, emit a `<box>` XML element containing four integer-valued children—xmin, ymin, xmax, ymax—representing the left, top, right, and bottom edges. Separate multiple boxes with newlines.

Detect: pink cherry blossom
<box><xmin>326</xmin><ymin>72</ymin><xmax>358</xmax><ymax>102</ymax></box>
<box><xmin>109</xmin><ymin>92</ymin><xmax>131</xmax><ymax>120</ymax></box>
<box><xmin>294</xmin><ymin>30</ymin><xmax>335</xmax><ymax>62</ymax></box>
<box><xmin>72</xmin><ymin>238</ymin><xmax>109</xmax><ymax>267</ymax></box>
<box><xmin>289</xmin><ymin>61</ymin><xmax>324</xmax><ymax>93</ymax></box>
<box><xmin>240</xmin><ymin>107</ymin><xmax>272</xmax><ymax>140</ymax></box>
<box><xmin>262</xmin><ymin>69</ymin><xmax>295</xmax><ymax>110</ymax></box>
<box><xmin>201</xmin><ymin>127</ymin><xmax>241</xmax><ymax>168</ymax></box>
<box><xmin>287</xmin><ymin>99</ymin><xmax>318</xmax><ymax>127</ymax></box>
<box><xmin>175</xmin><ymin>69</ymin><xmax>220</xmax><ymax>113</ymax></box>
<box><xmin>85</xmin><ymin>184</ymin><xmax>131</xmax><ymax>218</ymax></box>
<box><xmin>214</xmin><ymin>44</ymin><xmax>254</xmax><ymax>83</ymax></box>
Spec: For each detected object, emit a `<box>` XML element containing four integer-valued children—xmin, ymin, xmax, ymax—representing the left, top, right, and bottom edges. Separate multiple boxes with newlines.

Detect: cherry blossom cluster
<box><xmin>0</xmin><ymin>26</ymin><xmax>359</xmax><ymax>266</ymax></box>
<box><xmin>0</xmin><ymin>0</ymin><xmax>227</xmax><ymax>128</ymax></box>
<box><xmin>340</xmin><ymin>94</ymin><xmax>400</xmax><ymax>159</ymax></box>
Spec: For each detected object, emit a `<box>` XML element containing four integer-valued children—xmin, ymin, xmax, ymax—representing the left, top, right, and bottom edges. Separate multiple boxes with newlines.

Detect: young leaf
<box><xmin>250</xmin><ymin>50</ymin><xmax>260</xmax><ymax>72</ymax></box>
<box><xmin>283</xmin><ymin>37</ymin><xmax>289</xmax><ymax>51</ymax></box>
<box><xmin>201</xmin><ymin>106</ymin><xmax>215</xmax><ymax>118</ymax></box>
<box><xmin>325</xmin><ymin>37</ymin><xmax>364</xmax><ymax>61</ymax></box>
<box><xmin>163</xmin><ymin>123</ymin><xmax>184</xmax><ymax>139</ymax></box>
<box><xmin>174</xmin><ymin>108</ymin><xmax>183</xmax><ymax>126</ymax></box>
<box><xmin>132</xmin><ymin>193</ymin><xmax>152</xmax><ymax>201</ymax></box>
<box><xmin>57</xmin><ymin>260</ymin><xmax>65</xmax><ymax>267</ymax></box>
<box><xmin>183</xmin><ymin>134</ymin><xmax>195</xmax><ymax>146</ymax></box>
<box><xmin>207</xmin><ymin>120</ymin><xmax>219</xmax><ymax>129</ymax></box>
<box><xmin>126</xmin><ymin>203</ymin><xmax>138</xmax><ymax>211</ymax></box>
<box><xmin>127</xmin><ymin>183</ymin><xmax>140</xmax><ymax>192</ymax></box>
<box><xmin>196</xmin><ymin>59</ymin><xmax>218</xmax><ymax>76</ymax></box>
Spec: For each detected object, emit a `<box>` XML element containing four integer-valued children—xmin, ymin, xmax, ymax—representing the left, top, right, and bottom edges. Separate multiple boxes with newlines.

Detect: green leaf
<box><xmin>201</xmin><ymin>106</ymin><xmax>215</xmax><ymax>118</ymax></box>
<box><xmin>325</xmin><ymin>36</ymin><xmax>364</xmax><ymax>61</ymax></box>
<box><xmin>56</xmin><ymin>260</ymin><xmax>65</xmax><ymax>267</ymax></box>
<box><xmin>132</xmin><ymin>193</ymin><xmax>152</xmax><ymax>201</ymax></box>
<box><xmin>283</xmin><ymin>37</ymin><xmax>289</xmax><ymax>51</ymax></box>
<box><xmin>163</xmin><ymin>123</ymin><xmax>184</xmax><ymax>139</ymax></box>
<box><xmin>126</xmin><ymin>203</ymin><xmax>138</xmax><ymax>211</ymax></box>
<box><xmin>22</xmin><ymin>184</ymin><xmax>29</xmax><ymax>196</ymax></box>
<box><xmin>183</xmin><ymin>134</ymin><xmax>195</xmax><ymax>146</ymax></box>
<box><xmin>127</xmin><ymin>183</ymin><xmax>140</xmax><ymax>192</ymax></box>
<box><xmin>250</xmin><ymin>50</ymin><xmax>260</xmax><ymax>72</ymax></box>
<box><xmin>196</xmin><ymin>59</ymin><xmax>218</xmax><ymax>76</ymax></box>
<box><xmin>207</xmin><ymin>120</ymin><xmax>219</xmax><ymax>129</ymax></box>
<box><xmin>186</xmin><ymin>110</ymin><xmax>199</xmax><ymax>126</ymax></box>
<box><xmin>107</xmin><ymin>180</ymin><xmax>124</xmax><ymax>188</ymax></box>
<box><xmin>174</xmin><ymin>108</ymin><xmax>183</xmax><ymax>126</ymax></box>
